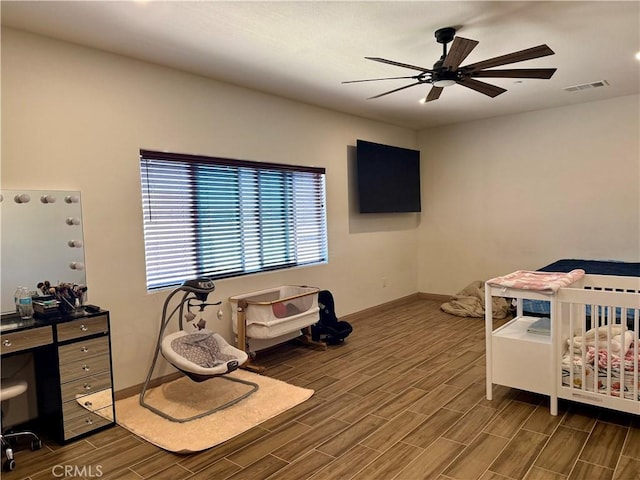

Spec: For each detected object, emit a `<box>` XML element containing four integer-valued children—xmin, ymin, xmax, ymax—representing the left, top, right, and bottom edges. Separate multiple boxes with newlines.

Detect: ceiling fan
<box><xmin>343</xmin><ymin>27</ymin><xmax>557</xmax><ymax>102</ymax></box>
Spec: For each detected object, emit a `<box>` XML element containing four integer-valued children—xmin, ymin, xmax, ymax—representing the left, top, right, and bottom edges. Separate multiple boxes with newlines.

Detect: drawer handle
<box><xmin>82</xmin><ymin>364</ymin><xmax>90</xmax><ymax>372</ymax></box>
<box><xmin>85</xmin><ymin>418</ymin><xmax>94</xmax><ymax>425</ymax></box>
<box><xmin>2</xmin><ymin>339</ymin><xmax>12</xmax><ymax>347</ymax></box>
<box><xmin>81</xmin><ymin>346</ymin><xmax>89</xmax><ymax>352</ymax></box>
<box><xmin>84</xmin><ymin>401</ymin><xmax>93</xmax><ymax>408</ymax></box>
<box><xmin>83</xmin><ymin>383</ymin><xmax>92</xmax><ymax>391</ymax></box>
<box><xmin>80</xmin><ymin>325</ymin><xmax>88</xmax><ymax>332</ymax></box>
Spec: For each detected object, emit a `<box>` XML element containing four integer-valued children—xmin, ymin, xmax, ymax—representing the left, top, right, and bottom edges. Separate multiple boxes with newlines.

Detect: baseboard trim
<box><xmin>115</xmin><ymin>372</ymin><xmax>181</xmax><ymax>401</ymax></box>
<box><xmin>341</xmin><ymin>293</ymin><xmax>421</xmax><ymax>322</ymax></box>
<box><xmin>417</xmin><ymin>292</ymin><xmax>451</xmax><ymax>302</ymax></box>
<box><xmin>339</xmin><ymin>292</ymin><xmax>450</xmax><ymax>323</ymax></box>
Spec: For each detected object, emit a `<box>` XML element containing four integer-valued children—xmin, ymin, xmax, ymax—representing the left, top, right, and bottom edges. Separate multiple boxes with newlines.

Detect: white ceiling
<box><xmin>2</xmin><ymin>1</ymin><xmax>639</xmax><ymax>129</ymax></box>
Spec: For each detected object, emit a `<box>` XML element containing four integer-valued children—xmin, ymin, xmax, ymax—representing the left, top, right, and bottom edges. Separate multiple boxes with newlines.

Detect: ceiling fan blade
<box><xmin>342</xmin><ymin>75</ymin><xmax>421</xmax><ymax>84</ymax></box>
<box><xmin>368</xmin><ymin>81</ymin><xmax>424</xmax><ymax>99</ymax></box>
<box><xmin>457</xmin><ymin>78</ymin><xmax>507</xmax><ymax>98</ymax></box>
<box><xmin>462</xmin><ymin>45</ymin><xmax>555</xmax><ymax>72</ymax></box>
<box><xmin>424</xmin><ymin>86</ymin><xmax>443</xmax><ymax>102</ymax></box>
<box><xmin>442</xmin><ymin>37</ymin><xmax>479</xmax><ymax>70</ymax></box>
<box><xmin>470</xmin><ymin>68</ymin><xmax>557</xmax><ymax>79</ymax></box>
<box><xmin>365</xmin><ymin>57</ymin><xmax>432</xmax><ymax>73</ymax></box>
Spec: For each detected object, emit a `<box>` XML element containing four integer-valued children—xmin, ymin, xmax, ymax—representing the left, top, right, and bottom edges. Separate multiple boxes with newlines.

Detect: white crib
<box><xmin>486</xmin><ymin>273</ymin><xmax>640</xmax><ymax>416</ymax></box>
<box><xmin>557</xmin><ymin>274</ymin><xmax>640</xmax><ymax>415</ymax></box>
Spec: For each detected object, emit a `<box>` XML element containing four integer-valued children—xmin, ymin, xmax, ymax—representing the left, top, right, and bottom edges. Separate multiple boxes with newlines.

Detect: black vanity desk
<box><xmin>0</xmin><ymin>309</ymin><xmax>115</xmax><ymax>444</ymax></box>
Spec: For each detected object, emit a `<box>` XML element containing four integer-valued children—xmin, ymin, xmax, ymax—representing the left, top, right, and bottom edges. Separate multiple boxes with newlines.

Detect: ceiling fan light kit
<box><xmin>344</xmin><ymin>27</ymin><xmax>557</xmax><ymax>103</ymax></box>
<box><xmin>432</xmin><ymin>79</ymin><xmax>456</xmax><ymax>87</ymax></box>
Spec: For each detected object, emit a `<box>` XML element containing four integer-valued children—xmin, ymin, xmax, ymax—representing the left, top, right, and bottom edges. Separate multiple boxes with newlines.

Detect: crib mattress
<box><xmin>241</xmin><ymin>311</ymin><xmax>318</xmax><ymax>339</ymax></box>
<box><xmin>561</xmin><ymin>348</ymin><xmax>640</xmax><ymax>401</ymax></box>
<box><xmin>561</xmin><ymin>364</ymin><xmax>640</xmax><ymax>400</ymax></box>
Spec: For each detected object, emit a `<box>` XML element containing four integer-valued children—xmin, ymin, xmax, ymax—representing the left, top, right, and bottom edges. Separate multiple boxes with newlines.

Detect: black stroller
<box><xmin>311</xmin><ymin>290</ymin><xmax>353</xmax><ymax>345</ymax></box>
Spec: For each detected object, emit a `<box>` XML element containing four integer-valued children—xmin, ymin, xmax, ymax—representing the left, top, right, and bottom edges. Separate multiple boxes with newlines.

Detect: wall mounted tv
<box><xmin>356</xmin><ymin>139</ymin><xmax>421</xmax><ymax>213</ymax></box>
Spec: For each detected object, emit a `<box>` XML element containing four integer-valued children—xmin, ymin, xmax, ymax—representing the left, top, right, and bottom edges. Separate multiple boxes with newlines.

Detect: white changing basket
<box><xmin>229</xmin><ymin>286</ymin><xmax>324</xmax><ymax>371</ymax></box>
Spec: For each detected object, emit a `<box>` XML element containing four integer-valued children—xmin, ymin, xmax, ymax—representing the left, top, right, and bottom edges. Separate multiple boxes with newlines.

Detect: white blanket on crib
<box><xmin>568</xmin><ymin>325</ymin><xmax>633</xmax><ymax>355</ymax></box>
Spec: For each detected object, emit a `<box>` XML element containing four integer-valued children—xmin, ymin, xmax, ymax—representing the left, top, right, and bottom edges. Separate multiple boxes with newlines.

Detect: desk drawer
<box><xmin>59</xmin><ymin>353</ymin><xmax>111</xmax><ymax>383</ymax></box>
<box><xmin>63</xmin><ymin>401</ymin><xmax>113</xmax><ymax>440</ymax></box>
<box><xmin>61</xmin><ymin>371</ymin><xmax>112</xmax><ymax>403</ymax></box>
<box><xmin>57</xmin><ymin>315</ymin><xmax>108</xmax><ymax>342</ymax></box>
<box><xmin>1</xmin><ymin>326</ymin><xmax>53</xmax><ymax>354</ymax></box>
<box><xmin>58</xmin><ymin>336</ymin><xmax>110</xmax><ymax>365</ymax></box>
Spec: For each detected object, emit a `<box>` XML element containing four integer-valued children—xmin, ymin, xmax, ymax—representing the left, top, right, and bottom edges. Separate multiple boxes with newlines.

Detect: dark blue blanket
<box><xmin>537</xmin><ymin>259</ymin><xmax>640</xmax><ymax>277</ymax></box>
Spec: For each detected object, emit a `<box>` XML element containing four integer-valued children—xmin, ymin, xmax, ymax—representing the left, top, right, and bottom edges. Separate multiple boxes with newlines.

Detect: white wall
<box><xmin>417</xmin><ymin>95</ymin><xmax>640</xmax><ymax>295</ymax></box>
<box><xmin>3</xmin><ymin>27</ymin><xmax>638</xmax><ymax>395</ymax></box>
<box><xmin>1</xmin><ymin>28</ymin><xmax>420</xmax><ymax>391</ymax></box>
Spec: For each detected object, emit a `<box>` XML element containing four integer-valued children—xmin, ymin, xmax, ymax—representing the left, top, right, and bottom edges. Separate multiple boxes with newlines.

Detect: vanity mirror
<box><xmin>1</xmin><ymin>189</ymin><xmax>86</xmax><ymax>314</ymax></box>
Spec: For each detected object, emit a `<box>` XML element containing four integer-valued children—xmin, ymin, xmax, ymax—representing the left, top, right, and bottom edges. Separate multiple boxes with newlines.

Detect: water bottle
<box><xmin>17</xmin><ymin>287</ymin><xmax>34</xmax><ymax>320</ymax></box>
<box><xmin>14</xmin><ymin>286</ymin><xmax>22</xmax><ymax>314</ymax></box>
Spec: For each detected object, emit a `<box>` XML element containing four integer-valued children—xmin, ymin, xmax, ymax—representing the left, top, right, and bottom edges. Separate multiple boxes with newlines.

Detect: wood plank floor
<box><xmin>4</xmin><ymin>298</ymin><xmax>640</xmax><ymax>480</ymax></box>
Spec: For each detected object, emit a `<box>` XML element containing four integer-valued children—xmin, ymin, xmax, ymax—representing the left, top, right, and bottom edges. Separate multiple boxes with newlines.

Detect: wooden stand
<box><xmin>235</xmin><ymin>299</ymin><xmax>266</xmax><ymax>374</ymax></box>
<box><xmin>297</xmin><ymin>326</ymin><xmax>327</xmax><ymax>350</ymax></box>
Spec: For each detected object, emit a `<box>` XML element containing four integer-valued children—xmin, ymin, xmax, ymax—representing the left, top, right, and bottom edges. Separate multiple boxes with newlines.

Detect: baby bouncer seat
<box><xmin>140</xmin><ymin>278</ymin><xmax>258</xmax><ymax>422</ymax></box>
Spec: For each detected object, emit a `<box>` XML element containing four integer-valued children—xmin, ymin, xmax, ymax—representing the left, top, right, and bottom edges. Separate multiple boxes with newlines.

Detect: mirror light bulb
<box><xmin>14</xmin><ymin>193</ymin><xmax>31</xmax><ymax>204</ymax></box>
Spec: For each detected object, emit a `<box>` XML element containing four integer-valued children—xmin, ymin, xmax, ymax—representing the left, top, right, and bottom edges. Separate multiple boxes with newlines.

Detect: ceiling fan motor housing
<box><xmin>431</xmin><ymin>69</ymin><xmax>458</xmax><ymax>87</ymax></box>
<box><xmin>433</xmin><ymin>27</ymin><xmax>458</xmax><ymax>86</ymax></box>
<box><xmin>434</xmin><ymin>27</ymin><xmax>456</xmax><ymax>44</ymax></box>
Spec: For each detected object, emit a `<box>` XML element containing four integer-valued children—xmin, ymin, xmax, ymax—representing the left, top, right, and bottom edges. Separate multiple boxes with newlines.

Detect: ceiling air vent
<box><xmin>563</xmin><ymin>80</ymin><xmax>609</xmax><ymax>92</ymax></box>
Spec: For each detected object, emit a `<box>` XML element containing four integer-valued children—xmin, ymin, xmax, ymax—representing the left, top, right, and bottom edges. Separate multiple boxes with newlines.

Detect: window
<box><xmin>139</xmin><ymin>150</ymin><xmax>327</xmax><ymax>290</ymax></box>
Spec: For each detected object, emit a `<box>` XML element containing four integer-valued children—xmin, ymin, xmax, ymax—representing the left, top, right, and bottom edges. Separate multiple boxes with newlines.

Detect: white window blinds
<box><xmin>140</xmin><ymin>150</ymin><xmax>327</xmax><ymax>290</ymax></box>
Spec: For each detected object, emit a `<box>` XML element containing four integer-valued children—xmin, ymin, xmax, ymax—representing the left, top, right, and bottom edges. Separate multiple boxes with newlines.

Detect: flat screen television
<box><xmin>356</xmin><ymin>139</ymin><xmax>421</xmax><ymax>213</ymax></box>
